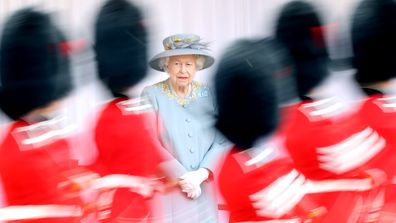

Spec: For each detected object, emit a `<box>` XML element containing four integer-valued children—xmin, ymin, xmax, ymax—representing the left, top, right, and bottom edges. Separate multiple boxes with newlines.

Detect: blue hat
<box><xmin>149</xmin><ymin>34</ymin><xmax>214</xmax><ymax>72</ymax></box>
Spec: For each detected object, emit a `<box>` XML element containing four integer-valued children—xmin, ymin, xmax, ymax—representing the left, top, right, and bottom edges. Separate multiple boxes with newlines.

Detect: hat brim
<box><xmin>149</xmin><ymin>48</ymin><xmax>214</xmax><ymax>72</ymax></box>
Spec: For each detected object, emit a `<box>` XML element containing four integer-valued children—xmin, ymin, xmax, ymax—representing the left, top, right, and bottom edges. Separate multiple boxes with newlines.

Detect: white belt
<box><xmin>91</xmin><ymin>174</ymin><xmax>154</xmax><ymax>197</ymax></box>
<box><xmin>237</xmin><ymin>219</ymin><xmax>300</xmax><ymax>223</ymax></box>
<box><xmin>0</xmin><ymin>204</ymin><xmax>82</xmax><ymax>221</ymax></box>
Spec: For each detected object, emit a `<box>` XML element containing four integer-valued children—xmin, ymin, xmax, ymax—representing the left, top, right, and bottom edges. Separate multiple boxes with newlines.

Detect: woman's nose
<box><xmin>180</xmin><ymin>64</ymin><xmax>187</xmax><ymax>73</ymax></box>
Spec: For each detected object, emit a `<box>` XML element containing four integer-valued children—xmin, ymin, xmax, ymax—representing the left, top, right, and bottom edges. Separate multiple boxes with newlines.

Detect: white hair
<box><xmin>160</xmin><ymin>55</ymin><xmax>206</xmax><ymax>72</ymax></box>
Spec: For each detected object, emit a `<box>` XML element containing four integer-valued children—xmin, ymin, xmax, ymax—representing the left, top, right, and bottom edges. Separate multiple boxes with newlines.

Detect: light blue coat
<box><xmin>142</xmin><ymin>79</ymin><xmax>229</xmax><ymax>223</ymax></box>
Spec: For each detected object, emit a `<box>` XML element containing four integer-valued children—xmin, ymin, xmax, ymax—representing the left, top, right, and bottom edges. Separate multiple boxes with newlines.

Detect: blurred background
<box><xmin>0</xmin><ymin>0</ymin><xmax>372</xmax><ymax>209</ymax></box>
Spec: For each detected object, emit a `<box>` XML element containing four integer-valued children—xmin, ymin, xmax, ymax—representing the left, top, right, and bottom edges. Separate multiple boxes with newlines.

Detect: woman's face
<box><xmin>166</xmin><ymin>55</ymin><xmax>197</xmax><ymax>88</ymax></box>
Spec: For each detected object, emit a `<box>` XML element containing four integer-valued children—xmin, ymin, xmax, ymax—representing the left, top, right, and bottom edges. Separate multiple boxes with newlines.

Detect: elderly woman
<box><xmin>142</xmin><ymin>34</ymin><xmax>229</xmax><ymax>223</ymax></box>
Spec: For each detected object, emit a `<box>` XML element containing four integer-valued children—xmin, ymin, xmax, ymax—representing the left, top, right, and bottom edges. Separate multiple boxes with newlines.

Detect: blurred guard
<box><xmin>215</xmin><ymin>38</ymin><xmax>300</xmax><ymax>222</ymax></box>
<box><xmin>276</xmin><ymin>1</ymin><xmax>387</xmax><ymax>222</ymax></box>
<box><xmin>352</xmin><ymin>0</ymin><xmax>396</xmax><ymax>220</ymax></box>
<box><xmin>0</xmin><ymin>8</ymin><xmax>83</xmax><ymax>222</ymax></box>
<box><xmin>215</xmin><ymin>37</ymin><xmax>381</xmax><ymax>223</ymax></box>
<box><xmin>92</xmin><ymin>0</ymin><xmax>164</xmax><ymax>222</ymax></box>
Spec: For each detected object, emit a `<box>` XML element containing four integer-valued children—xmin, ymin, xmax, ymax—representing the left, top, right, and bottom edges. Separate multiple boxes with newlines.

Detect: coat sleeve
<box><xmin>199</xmin><ymin>88</ymin><xmax>232</xmax><ymax>174</ymax></box>
<box><xmin>200</xmin><ymin>130</ymin><xmax>231</xmax><ymax>175</ymax></box>
<box><xmin>141</xmin><ymin>86</ymin><xmax>187</xmax><ymax>180</ymax></box>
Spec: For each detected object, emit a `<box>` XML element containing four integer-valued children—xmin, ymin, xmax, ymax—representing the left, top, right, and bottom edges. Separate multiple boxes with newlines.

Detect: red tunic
<box><xmin>357</xmin><ymin>95</ymin><xmax>396</xmax><ymax>173</ymax></box>
<box><xmin>283</xmin><ymin>99</ymin><xmax>390</xmax><ymax>222</ymax></box>
<box><xmin>284</xmin><ymin>100</ymin><xmax>387</xmax><ymax>180</ymax></box>
<box><xmin>0</xmin><ymin>119</ymin><xmax>82</xmax><ymax>222</ymax></box>
<box><xmin>218</xmin><ymin>140</ymin><xmax>377</xmax><ymax>223</ymax></box>
<box><xmin>357</xmin><ymin>95</ymin><xmax>396</xmax><ymax>220</ymax></box>
<box><xmin>218</xmin><ymin>146</ymin><xmax>299</xmax><ymax>222</ymax></box>
<box><xmin>93</xmin><ymin>97</ymin><xmax>163</xmax><ymax>221</ymax></box>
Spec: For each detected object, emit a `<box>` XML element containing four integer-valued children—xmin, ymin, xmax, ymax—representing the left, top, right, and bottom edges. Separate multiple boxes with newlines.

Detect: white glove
<box><xmin>180</xmin><ymin>182</ymin><xmax>201</xmax><ymax>199</ymax></box>
<box><xmin>179</xmin><ymin>168</ymin><xmax>210</xmax><ymax>200</ymax></box>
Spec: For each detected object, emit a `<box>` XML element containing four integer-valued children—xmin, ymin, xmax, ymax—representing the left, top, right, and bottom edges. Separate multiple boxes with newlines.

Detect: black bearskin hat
<box><xmin>0</xmin><ymin>8</ymin><xmax>72</xmax><ymax>120</ymax></box>
<box><xmin>94</xmin><ymin>0</ymin><xmax>147</xmax><ymax>95</ymax></box>
<box><xmin>275</xmin><ymin>0</ymin><xmax>329</xmax><ymax>100</ymax></box>
<box><xmin>351</xmin><ymin>0</ymin><xmax>396</xmax><ymax>85</ymax></box>
<box><xmin>214</xmin><ymin>38</ymin><xmax>295</xmax><ymax>149</ymax></box>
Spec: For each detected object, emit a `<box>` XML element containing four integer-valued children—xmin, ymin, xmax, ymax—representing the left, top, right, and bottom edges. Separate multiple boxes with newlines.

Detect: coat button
<box><xmin>189</xmin><ymin>148</ymin><xmax>194</xmax><ymax>153</ymax></box>
<box><xmin>185</xmin><ymin>118</ymin><xmax>191</xmax><ymax>123</ymax></box>
<box><xmin>190</xmin><ymin>164</ymin><xmax>197</xmax><ymax>170</ymax></box>
<box><xmin>188</xmin><ymin>133</ymin><xmax>193</xmax><ymax>138</ymax></box>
